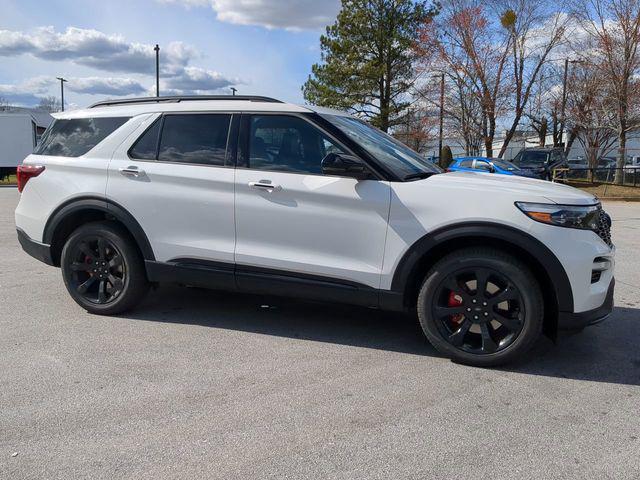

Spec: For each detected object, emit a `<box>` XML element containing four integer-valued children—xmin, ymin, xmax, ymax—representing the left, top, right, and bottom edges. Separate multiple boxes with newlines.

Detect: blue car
<box><xmin>447</xmin><ymin>156</ymin><xmax>535</xmax><ymax>177</ymax></box>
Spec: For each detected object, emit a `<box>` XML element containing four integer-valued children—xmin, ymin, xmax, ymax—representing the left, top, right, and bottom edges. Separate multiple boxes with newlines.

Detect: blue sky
<box><xmin>0</xmin><ymin>0</ymin><xmax>341</xmax><ymax>108</ymax></box>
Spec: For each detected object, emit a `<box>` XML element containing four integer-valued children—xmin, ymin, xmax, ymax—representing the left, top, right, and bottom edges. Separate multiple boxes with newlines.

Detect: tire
<box><xmin>61</xmin><ymin>221</ymin><xmax>149</xmax><ymax>315</ymax></box>
<box><xmin>417</xmin><ymin>247</ymin><xmax>543</xmax><ymax>367</ymax></box>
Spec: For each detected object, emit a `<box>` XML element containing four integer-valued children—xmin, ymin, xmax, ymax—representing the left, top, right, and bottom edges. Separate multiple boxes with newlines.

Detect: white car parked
<box><xmin>15</xmin><ymin>96</ymin><xmax>615</xmax><ymax>366</ymax></box>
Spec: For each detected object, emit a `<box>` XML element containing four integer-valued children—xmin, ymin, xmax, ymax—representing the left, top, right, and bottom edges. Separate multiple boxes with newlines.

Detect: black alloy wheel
<box><xmin>61</xmin><ymin>221</ymin><xmax>149</xmax><ymax>315</ymax></box>
<box><xmin>66</xmin><ymin>236</ymin><xmax>126</xmax><ymax>305</ymax></box>
<box><xmin>432</xmin><ymin>267</ymin><xmax>525</xmax><ymax>355</ymax></box>
<box><xmin>417</xmin><ymin>248</ymin><xmax>543</xmax><ymax>367</ymax></box>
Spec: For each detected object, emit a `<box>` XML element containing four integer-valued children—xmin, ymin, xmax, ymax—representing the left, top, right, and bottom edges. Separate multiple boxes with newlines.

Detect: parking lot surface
<box><xmin>1</xmin><ymin>187</ymin><xmax>639</xmax><ymax>479</ymax></box>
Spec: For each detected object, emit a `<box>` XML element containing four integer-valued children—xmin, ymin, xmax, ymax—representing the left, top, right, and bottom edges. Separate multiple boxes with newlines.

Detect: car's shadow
<box><xmin>127</xmin><ymin>285</ymin><xmax>640</xmax><ymax>387</ymax></box>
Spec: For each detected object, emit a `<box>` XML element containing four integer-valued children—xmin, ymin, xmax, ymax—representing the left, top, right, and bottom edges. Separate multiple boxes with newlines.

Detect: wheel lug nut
<box><xmin>483</xmin><ymin>302</ymin><xmax>487</xmax><ymax>306</ymax></box>
<box><xmin>474</xmin><ymin>315</ymin><xmax>479</xmax><ymax>320</ymax></box>
<box><xmin>472</xmin><ymin>299</ymin><xmax>477</xmax><ymax>304</ymax></box>
<box><xmin>484</xmin><ymin>312</ymin><xmax>488</xmax><ymax>316</ymax></box>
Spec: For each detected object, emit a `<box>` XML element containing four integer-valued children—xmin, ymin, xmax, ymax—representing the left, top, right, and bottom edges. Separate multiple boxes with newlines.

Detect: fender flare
<box><xmin>390</xmin><ymin>222</ymin><xmax>574</xmax><ymax>313</ymax></box>
<box><xmin>43</xmin><ymin>196</ymin><xmax>155</xmax><ymax>261</ymax></box>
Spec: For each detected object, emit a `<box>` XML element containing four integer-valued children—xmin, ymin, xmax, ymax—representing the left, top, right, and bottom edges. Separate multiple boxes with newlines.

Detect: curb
<box><xmin>598</xmin><ymin>197</ymin><xmax>640</xmax><ymax>202</ymax></box>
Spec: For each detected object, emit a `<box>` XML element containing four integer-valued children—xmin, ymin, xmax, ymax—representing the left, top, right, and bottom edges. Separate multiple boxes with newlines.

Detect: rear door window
<box><xmin>35</xmin><ymin>117</ymin><xmax>129</xmax><ymax>157</ymax></box>
<box><xmin>158</xmin><ymin>114</ymin><xmax>231</xmax><ymax>166</ymax></box>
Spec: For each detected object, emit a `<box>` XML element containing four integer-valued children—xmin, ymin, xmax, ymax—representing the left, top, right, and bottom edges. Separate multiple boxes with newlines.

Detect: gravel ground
<box><xmin>1</xmin><ymin>187</ymin><xmax>639</xmax><ymax>479</ymax></box>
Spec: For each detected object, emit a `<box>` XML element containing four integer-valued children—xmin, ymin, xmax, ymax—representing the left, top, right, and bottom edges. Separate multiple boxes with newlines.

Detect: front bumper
<box><xmin>558</xmin><ymin>278</ymin><xmax>615</xmax><ymax>331</ymax></box>
<box><xmin>17</xmin><ymin>228</ymin><xmax>55</xmax><ymax>266</ymax></box>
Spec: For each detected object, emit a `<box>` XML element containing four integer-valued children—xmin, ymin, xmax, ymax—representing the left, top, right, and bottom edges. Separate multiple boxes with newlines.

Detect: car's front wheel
<box><xmin>417</xmin><ymin>247</ymin><xmax>543</xmax><ymax>367</ymax></box>
<box><xmin>61</xmin><ymin>221</ymin><xmax>149</xmax><ymax>315</ymax></box>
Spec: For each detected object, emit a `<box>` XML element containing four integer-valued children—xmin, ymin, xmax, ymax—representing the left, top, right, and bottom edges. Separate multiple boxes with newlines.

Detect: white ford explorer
<box><xmin>15</xmin><ymin>96</ymin><xmax>615</xmax><ymax>366</ymax></box>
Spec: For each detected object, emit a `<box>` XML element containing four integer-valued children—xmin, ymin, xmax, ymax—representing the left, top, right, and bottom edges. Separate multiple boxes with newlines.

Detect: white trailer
<box><xmin>0</xmin><ymin>112</ymin><xmax>52</xmax><ymax>179</ymax></box>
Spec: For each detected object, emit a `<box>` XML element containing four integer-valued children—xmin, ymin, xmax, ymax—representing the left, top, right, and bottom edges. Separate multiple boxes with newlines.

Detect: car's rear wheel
<box><xmin>417</xmin><ymin>248</ymin><xmax>543</xmax><ymax>367</ymax></box>
<box><xmin>61</xmin><ymin>222</ymin><xmax>149</xmax><ymax>315</ymax></box>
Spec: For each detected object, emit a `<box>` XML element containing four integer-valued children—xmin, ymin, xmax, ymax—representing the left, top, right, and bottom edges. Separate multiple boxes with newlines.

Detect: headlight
<box><xmin>516</xmin><ymin>202</ymin><xmax>600</xmax><ymax>230</ymax></box>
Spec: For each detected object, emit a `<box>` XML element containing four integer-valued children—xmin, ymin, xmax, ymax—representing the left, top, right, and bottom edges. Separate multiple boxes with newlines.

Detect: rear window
<box><xmin>34</xmin><ymin>117</ymin><xmax>129</xmax><ymax>157</ymax></box>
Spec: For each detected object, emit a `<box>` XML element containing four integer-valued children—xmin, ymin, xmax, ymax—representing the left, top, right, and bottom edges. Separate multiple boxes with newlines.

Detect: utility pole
<box><xmin>230</xmin><ymin>87</ymin><xmax>237</xmax><ymax>96</ymax></box>
<box><xmin>154</xmin><ymin>44</ymin><xmax>160</xmax><ymax>97</ymax></box>
<box><xmin>559</xmin><ymin>57</ymin><xmax>569</xmax><ymax>147</ymax></box>
<box><xmin>438</xmin><ymin>72</ymin><xmax>445</xmax><ymax>160</ymax></box>
<box><xmin>56</xmin><ymin>77</ymin><xmax>67</xmax><ymax>112</ymax></box>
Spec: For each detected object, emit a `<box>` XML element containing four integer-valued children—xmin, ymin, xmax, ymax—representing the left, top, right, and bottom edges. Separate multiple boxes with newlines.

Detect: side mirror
<box><xmin>321</xmin><ymin>153</ymin><xmax>372</xmax><ymax>180</ymax></box>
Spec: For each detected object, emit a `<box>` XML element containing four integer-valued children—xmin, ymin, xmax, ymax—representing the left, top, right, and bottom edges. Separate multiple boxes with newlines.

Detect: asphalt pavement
<box><xmin>1</xmin><ymin>187</ymin><xmax>639</xmax><ymax>479</ymax></box>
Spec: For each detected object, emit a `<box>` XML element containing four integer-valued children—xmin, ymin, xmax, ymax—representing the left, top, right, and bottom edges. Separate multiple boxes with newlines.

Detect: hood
<box><xmin>422</xmin><ymin>171</ymin><xmax>597</xmax><ymax>205</ymax></box>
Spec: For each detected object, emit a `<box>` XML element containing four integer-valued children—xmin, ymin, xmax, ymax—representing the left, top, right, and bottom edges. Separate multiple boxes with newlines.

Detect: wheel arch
<box><xmin>390</xmin><ymin>222</ymin><xmax>574</xmax><ymax>338</ymax></box>
<box><xmin>43</xmin><ymin>196</ymin><xmax>155</xmax><ymax>267</ymax></box>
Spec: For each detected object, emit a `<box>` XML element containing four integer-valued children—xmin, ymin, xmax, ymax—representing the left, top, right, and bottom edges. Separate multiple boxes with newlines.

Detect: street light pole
<box><xmin>154</xmin><ymin>44</ymin><xmax>160</xmax><ymax>97</ymax></box>
<box><xmin>230</xmin><ymin>87</ymin><xmax>237</xmax><ymax>96</ymax></box>
<box><xmin>56</xmin><ymin>77</ymin><xmax>67</xmax><ymax>112</ymax></box>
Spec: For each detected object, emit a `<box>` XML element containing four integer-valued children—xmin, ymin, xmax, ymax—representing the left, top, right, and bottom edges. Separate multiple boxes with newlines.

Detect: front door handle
<box><xmin>119</xmin><ymin>166</ymin><xmax>144</xmax><ymax>177</ymax></box>
<box><xmin>248</xmin><ymin>181</ymin><xmax>281</xmax><ymax>192</ymax></box>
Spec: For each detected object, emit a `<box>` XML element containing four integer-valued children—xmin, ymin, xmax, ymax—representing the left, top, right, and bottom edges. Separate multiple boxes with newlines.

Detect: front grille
<box><xmin>595</xmin><ymin>206</ymin><xmax>613</xmax><ymax>247</ymax></box>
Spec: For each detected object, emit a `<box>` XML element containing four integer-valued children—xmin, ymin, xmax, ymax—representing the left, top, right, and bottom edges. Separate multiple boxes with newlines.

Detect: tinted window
<box><xmin>459</xmin><ymin>159</ymin><xmax>473</xmax><ymax>168</ymax></box>
<box><xmin>322</xmin><ymin>114</ymin><xmax>441</xmax><ymax>178</ymax></box>
<box><xmin>35</xmin><ymin>117</ymin><xmax>129</xmax><ymax>157</ymax></box>
<box><xmin>550</xmin><ymin>150</ymin><xmax>563</xmax><ymax>164</ymax></box>
<box><xmin>158</xmin><ymin>114</ymin><xmax>230</xmax><ymax>165</ymax></box>
<box><xmin>513</xmin><ymin>151</ymin><xmax>548</xmax><ymax>166</ymax></box>
<box><xmin>248</xmin><ymin>115</ymin><xmax>345</xmax><ymax>174</ymax></box>
<box><xmin>129</xmin><ymin>119</ymin><xmax>161</xmax><ymax>160</ymax></box>
<box><xmin>491</xmin><ymin>158</ymin><xmax>520</xmax><ymax>170</ymax></box>
<box><xmin>474</xmin><ymin>160</ymin><xmax>492</xmax><ymax>171</ymax></box>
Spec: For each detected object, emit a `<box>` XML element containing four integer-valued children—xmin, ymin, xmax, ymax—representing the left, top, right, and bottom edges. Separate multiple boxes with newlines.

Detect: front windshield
<box><xmin>322</xmin><ymin>114</ymin><xmax>442</xmax><ymax>178</ymax></box>
<box><xmin>490</xmin><ymin>158</ymin><xmax>520</xmax><ymax>171</ymax></box>
<box><xmin>513</xmin><ymin>151</ymin><xmax>548</xmax><ymax>166</ymax></box>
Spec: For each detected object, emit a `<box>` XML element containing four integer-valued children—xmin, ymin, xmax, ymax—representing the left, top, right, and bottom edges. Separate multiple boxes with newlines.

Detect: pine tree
<box><xmin>303</xmin><ymin>0</ymin><xmax>434</xmax><ymax>132</ymax></box>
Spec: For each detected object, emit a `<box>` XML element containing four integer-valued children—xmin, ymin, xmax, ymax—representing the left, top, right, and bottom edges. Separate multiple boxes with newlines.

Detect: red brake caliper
<box><xmin>447</xmin><ymin>291</ymin><xmax>464</xmax><ymax>326</ymax></box>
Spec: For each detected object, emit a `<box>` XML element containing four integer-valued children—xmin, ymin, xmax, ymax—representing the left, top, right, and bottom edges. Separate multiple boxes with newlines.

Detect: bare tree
<box><xmin>414</xmin><ymin>0</ymin><xmax>512</xmax><ymax>156</ymax></box>
<box><xmin>566</xmin><ymin>62</ymin><xmax>618</xmax><ymax>180</ymax></box>
<box><xmin>524</xmin><ymin>62</ymin><xmax>565</xmax><ymax>147</ymax></box>
<box><xmin>393</xmin><ymin>106</ymin><xmax>439</xmax><ymax>153</ymax></box>
<box><xmin>574</xmin><ymin>0</ymin><xmax>640</xmax><ymax>183</ymax></box>
<box><xmin>411</xmin><ymin>70</ymin><xmax>485</xmax><ymax>156</ymax></box>
<box><xmin>497</xmin><ymin>0</ymin><xmax>570</xmax><ymax>157</ymax></box>
<box><xmin>37</xmin><ymin>96</ymin><xmax>61</xmax><ymax>113</ymax></box>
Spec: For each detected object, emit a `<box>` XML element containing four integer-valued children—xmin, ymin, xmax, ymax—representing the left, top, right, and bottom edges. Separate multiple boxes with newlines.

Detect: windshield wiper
<box><xmin>403</xmin><ymin>171</ymin><xmax>437</xmax><ymax>181</ymax></box>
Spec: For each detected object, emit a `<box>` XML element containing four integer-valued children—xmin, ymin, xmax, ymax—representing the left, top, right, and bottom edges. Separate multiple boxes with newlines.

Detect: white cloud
<box><xmin>0</xmin><ymin>75</ymin><xmax>149</xmax><ymax>105</ymax></box>
<box><xmin>0</xmin><ymin>27</ymin><xmax>196</xmax><ymax>74</ymax></box>
<box><xmin>66</xmin><ymin>77</ymin><xmax>148</xmax><ymax>96</ymax></box>
<box><xmin>160</xmin><ymin>0</ymin><xmax>340</xmax><ymax>30</ymax></box>
<box><xmin>0</xmin><ymin>26</ymin><xmax>243</xmax><ymax>103</ymax></box>
<box><xmin>163</xmin><ymin>66</ymin><xmax>241</xmax><ymax>92</ymax></box>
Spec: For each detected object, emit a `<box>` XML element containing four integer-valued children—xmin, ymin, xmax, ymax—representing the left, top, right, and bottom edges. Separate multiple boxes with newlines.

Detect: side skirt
<box><xmin>144</xmin><ymin>259</ymin><xmax>402</xmax><ymax>310</ymax></box>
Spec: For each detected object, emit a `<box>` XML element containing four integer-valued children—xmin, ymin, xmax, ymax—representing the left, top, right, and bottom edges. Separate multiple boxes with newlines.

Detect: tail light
<box><xmin>17</xmin><ymin>165</ymin><xmax>45</xmax><ymax>193</ymax></box>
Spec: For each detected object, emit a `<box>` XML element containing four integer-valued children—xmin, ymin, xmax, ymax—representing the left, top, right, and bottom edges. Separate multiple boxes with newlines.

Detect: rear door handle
<box><xmin>119</xmin><ymin>166</ymin><xmax>144</xmax><ymax>177</ymax></box>
<box><xmin>248</xmin><ymin>181</ymin><xmax>281</xmax><ymax>192</ymax></box>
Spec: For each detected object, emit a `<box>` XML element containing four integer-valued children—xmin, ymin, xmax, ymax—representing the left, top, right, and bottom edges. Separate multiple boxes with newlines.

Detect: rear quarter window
<box><xmin>34</xmin><ymin>117</ymin><xmax>129</xmax><ymax>157</ymax></box>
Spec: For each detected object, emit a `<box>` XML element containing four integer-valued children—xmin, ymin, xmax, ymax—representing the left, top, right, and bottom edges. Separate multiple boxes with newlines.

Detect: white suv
<box><xmin>15</xmin><ymin>96</ymin><xmax>615</xmax><ymax>366</ymax></box>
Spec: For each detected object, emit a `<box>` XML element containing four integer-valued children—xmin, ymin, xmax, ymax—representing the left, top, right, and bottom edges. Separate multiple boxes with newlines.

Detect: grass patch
<box><xmin>563</xmin><ymin>181</ymin><xmax>640</xmax><ymax>199</ymax></box>
<box><xmin>0</xmin><ymin>174</ymin><xmax>17</xmax><ymax>186</ymax></box>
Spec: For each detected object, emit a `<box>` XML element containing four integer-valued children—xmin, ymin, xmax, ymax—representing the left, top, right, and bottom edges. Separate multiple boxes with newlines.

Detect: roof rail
<box><xmin>89</xmin><ymin>95</ymin><xmax>283</xmax><ymax>108</ymax></box>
